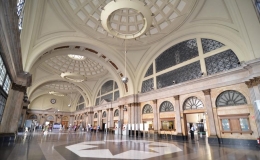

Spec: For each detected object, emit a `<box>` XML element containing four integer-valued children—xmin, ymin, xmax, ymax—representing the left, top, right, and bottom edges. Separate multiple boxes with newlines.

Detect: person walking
<box><xmin>190</xmin><ymin>125</ymin><xmax>195</xmax><ymax>139</ymax></box>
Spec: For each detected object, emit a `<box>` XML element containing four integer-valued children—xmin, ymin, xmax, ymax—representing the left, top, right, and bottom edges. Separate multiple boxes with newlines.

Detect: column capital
<box><xmin>203</xmin><ymin>89</ymin><xmax>211</xmax><ymax>95</ymax></box>
<box><xmin>98</xmin><ymin>110</ymin><xmax>102</xmax><ymax>113</ymax></box>
<box><xmin>88</xmin><ymin>111</ymin><xmax>94</xmax><ymax>114</ymax></box>
<box><xmin>11</xmin><ymin>83</ymin><xmax>27</xmax><ymax>93</ymax></box>
<box><xmin>129</xmin><ymin>102</ymin><xmax>140</xmax><ymax>106</ymax></box>
<box><xmin>152</xmin><ymin>99</ymin><xmax>157</xmax><ymax>104</ymax></box>
<box><xmin>174</xmin><ymin>95</ymin><xmax>179</xmax><ymax>100</ymax></box>
<box><xmin>245</xmin><ymin>77</ymin><xmax>260</xmax><ymax>88</ymax></box>
<box><xmin>110</xmin><ymin>108</ymin><xmax>113</xmax><ymax>111</ymax></box>
<box><xmin>70</xmin><ymin>115</ymin><xmax>74</xmax><ymax>117</ymax></box>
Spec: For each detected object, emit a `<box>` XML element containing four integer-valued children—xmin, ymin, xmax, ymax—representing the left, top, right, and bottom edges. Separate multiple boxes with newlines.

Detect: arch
<box><xmin>114</xmin><ymin>109</ymin><xmax>119</xmax><ymax>117</ymax></box>
<box><xmin>142</xmin><ymin>104</ymin><xmax>153</xmax><ymax>114</ymax></box>
<box><xmin>46</xmin><ymin>115</ymin><xmax>54</xmax><ymax>121</ymax></box>
<box><xmin>29</xmin><ymin>114</ymin><xmax>37</xmax><ymax>119</ymax></box>
<box><xmin>159</xmin><ymin>101</ymin><xmax>174</xmax><ymax>112</ymax></box>
<box><xmin>94</xmin><ymin>113</ymin><xmax>98</xmax><ymax>118</ymax></box>
<box><xmin>216</xmin><ymin>90</ymin><xmax>247</xmax><ymax>107</ymax></box>
<box><xmin>102</xmin><ymin>111</ymin><xmax>106</xmax><ymax>118</ymax></box>
<box><xmin>136</xmin><ymin>26</ymin><xmax>250</xmax><ymax>92</ymax></box>
<box><xmin>183</xmin><ymin>97</ymin><xmax>203</xmax><ymax>110</ymax></box>
<box><xmin>62</xmin><ymin>116</ymin><xmax>69</xmax><ymax>121</ymax></box>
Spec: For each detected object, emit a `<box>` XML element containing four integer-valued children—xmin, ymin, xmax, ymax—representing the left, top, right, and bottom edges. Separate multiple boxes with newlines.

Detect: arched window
<box><xmin>159</xmin><ymin>101</ymin><xmax>174</xmax><ymax>112</ymax></box>
<box><xmin>141</xmin><ymin>38</ymin><xmax>240</xmax><ymax>93</ymax></box>
<box><xmin>114</xmin><ymin>109</ymin><xmax>119</xmax><ymax>117</ymax></box>
<box><xmin>102</xmin><ymin>111</ymin><xmax>106</xmax><ymax>118</ymax></box>
<box><xmin>183</xmin><ymin>97</ymin><xmax>203</xmax><ymax>110</ymax></box>
<box><xmin>76</xmin><ymin>96</ymin><xmax>85</xmax><ymax>111</ymax></box>
<box><xmin>216</xmin><ymin>90</ymin><xmax>247</xmax><ymax>107</ymax></box>
<box><xmin>29</xmin><ymin>115</ymin><xmax>37</xmax><ymax>119</ymax></box>
<box><xmin>95</xmin><ymin>80</ymin><xmax>120</xmax><ymax>106</ymax></box>
<box><xmin>142</xmin><ymin>104</ymin><xmax>153</xmax><ymax>114</ymax></box>
<box><xmin>94</xmin><ymin>113</ymin><xmax>98</xmax><ymax>118</ymax></box>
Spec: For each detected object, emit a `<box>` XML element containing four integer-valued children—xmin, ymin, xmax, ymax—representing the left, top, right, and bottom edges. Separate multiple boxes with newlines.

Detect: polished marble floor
<box><xmin>0</xmin><ymin>131</ymin><xmax>259</xmax><ymax>160</ymax></box>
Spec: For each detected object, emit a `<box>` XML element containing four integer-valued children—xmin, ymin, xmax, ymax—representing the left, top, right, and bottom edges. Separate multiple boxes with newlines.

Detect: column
<box><xmin>130</xmin><ymin>103</ymin><xmax>137</xmax><ymax>137</ymax></box>
<box><xmin>109</xmin><ymin>108</ymin><xmax>114</xmax><ymax>129</ymax></box>
<box><xmin>21</xmin><ymin>106</ymin><xmax>28</xmax><ymax>128</ymax></box>
<box><xmin>118</xmin><ymin>105</ymin><xmax>124</xmax><ymax>135</ymax></box>
<box><xmin>106</xmin><ymin>109</ymin><xmax>109</xmax><ymax>132</ymax></box>
<box><xmin>152</xmin><ymin>100</ymin><xmax>159</xmax><ymax>140</ymax></box>
<box><xmin>203</xmin><ymin>89</ymin><xmax>219</xmax><ymax>143</ymax></box>
<box><xmin>0</xmin><ymin>83</ymin><xmax>25</xmax><ymax>133</ymax></box>
<box><xmin>69</xmin><ymin>115</ymin><xmax>74</xmax><ymax>126</ymax></box>
<box><xmin>98</xmin><ymin>110</ymin><xmax>102</xmax><ymax>128</ymax></box>
<box><xmin>136</xmin><ymin>103</ymin><xmax>141</xmax><ymax>137</ymax></box>
<box><xmin>174</xmin><ymin>95</ymin><xmax>183</xmax><ymax>139</ymax></box>
<box><xmin>127</xmin><ymin>104</ymin><xmax>132</xmax><ymax>136</ymax></box>
<box><xmin>246</xmin><ymin>77</ymin><xmax>260</xmax><ymax>137</ymax></box>
<box><xmin>88</xmin><ymin>112</ymin><xmax>94</xmax><ymax>126</ymax></box>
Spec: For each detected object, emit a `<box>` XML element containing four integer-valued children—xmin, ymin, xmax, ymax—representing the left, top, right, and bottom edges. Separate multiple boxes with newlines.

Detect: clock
<box><xmin>50</xmin><ymin>99</ymin><xmax>56</xmax><ymax>104</ymax></box>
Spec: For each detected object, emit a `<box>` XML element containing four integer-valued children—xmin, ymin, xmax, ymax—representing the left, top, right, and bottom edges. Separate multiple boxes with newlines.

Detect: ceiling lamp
<box><xmin>100</xmin><ymin>0</ymin><xmax>152</xmax><ymax>39</ymax></box>
<box><xmin>49</xmin><ymin>91</ymin><xmax>66</xmax><ymax>96</ymax></box>
<box><xmin>61</xmin><ymin>72</ymin><xmax>87</xmax><ymax>82</ymax></box>
<box><xmin>68</xmin><ymin>54</ymin><xmax>86</xmax><ymax>60</ymax></box>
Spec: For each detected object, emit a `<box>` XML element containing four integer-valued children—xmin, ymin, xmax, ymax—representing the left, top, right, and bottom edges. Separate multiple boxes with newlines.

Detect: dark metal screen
<box><xmin>95</xmin><ymin>98</ymin><xmax>100</xmax><ymax>106</ymax></box>
<box><xmin>94</xmin><ymin>113</ymin><xmax>98</xmax><ymax>118</ymax></box>
<box><xmin>78</xmin><ymin>96</ymin><xmax>84</xmax><ymax>103</ymax></box>
<box><xmin>29</xmin><ymin>114</ymin><xmax>37</xmax><ymax>119</ymax></box>
<box><xmin>114</xmin><ymin>109</ymin><xmax>119</xmax><ymax>117</ymax></box>
<box><xmin>183</xmin><ymin>97</ymin><xmax>203</xmax><ymax>110</ymax></box>
<box><xmin>102</xmin><ymin>111</ymin><xmax>106</xmax><ymax>118</ymax></box>
<box><xmin>159</xmin><ymin>101</ymin><xmax>174</xmax><ymax>112</ymax></box>
<box><xmin>216</xmin><ymin>90</ymin><xmax>247</xmax><ymax>107</ymax></box>
<box><xmin>101</xmin><ymin>93</ymin><xmax>113</xmax><ymax>102</ymax></box>
<box><xmin>205</xmin><ymin>49</ymin><xmax>240</xmax><ymax>75</ymax></box>
<box><xmin>144</xmin><ymin>64</ymin><xmax>153</xmax><ymax>77</ymax></box>
<box><xmin>142</xmin><ymin>104</ymin><xmax>153</xmax><ymax>114</ymax></box>
<box><xmin>101</xmin><ymin>80</ymin><xmax>113</xmax><ymax>94</ymax></box>
<box><xmin>114</xmin><ymin>91</ymin><xmax>119</xmax><ymax>101</ymax></box>
<box><xmin>155</xmin><ymin>39</ymin><xmax>198</xmax><ymax>72</ymax></box>
<box><xmin>141</xmin><ymin>78</ymin><xmax>154</xmax><ymax>93</ymax></box>
<box><xmin>201</xmin><ymin>38</ymin><xmax>225</xmax><ymax>54</ymax></box>
<box><xmin>156</xmin><ymin>61</ymin><xmax>201</xmax><ymax>89</ymax></box>
<box><xmin>114</xmin><ymin>82</ymin><xmax>118</xmax><ymax>89</ymax></box>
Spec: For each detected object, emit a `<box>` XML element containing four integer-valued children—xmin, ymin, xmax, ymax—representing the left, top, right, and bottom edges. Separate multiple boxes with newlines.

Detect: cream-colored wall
<box><xmin>29</xmin><ymin>94</ymin><xmax>71</xmax><ymax>112</ymax></box>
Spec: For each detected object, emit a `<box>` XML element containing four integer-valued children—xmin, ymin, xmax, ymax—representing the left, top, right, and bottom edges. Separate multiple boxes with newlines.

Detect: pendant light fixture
<box><xmin>121</xmin><ymin>40</ymin><xmax>128</xmax><ymax>84</ymax></box>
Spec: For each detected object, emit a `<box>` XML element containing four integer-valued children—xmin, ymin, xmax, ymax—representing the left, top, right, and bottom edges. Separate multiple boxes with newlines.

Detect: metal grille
<box><xmin>0</xmin><ymin>95</ymin><xmax>6</xmax><ymax>124</ymax></box>
<box><xmin>183</xmin><ymin>97</ymin><xmax>203</xmax><ymax>110</ymax></box>
<box><xmin>95</xmin><ymin>98</ymin><xmax>100</xmax><ymax>106</ymax></box>
<box><xmin>114</xmin><ymin>82</ymin><xmax>118</xmax><ymax>89</ymax></box>
<box><xmin>216</xmin><ymin>90</ymin><xmax>247</xmax><ymax>107</ymax></box>
<box><xmin>144</xmin><ymin>64</ymin><xmax>153</xmax><ymax>77</ymax></box>
<box><xmin>3</xmin><ymin>75</ymin><xmax>10</xmax><ymax>94</ymax></box>
<box><xmin>156</xmin><ymin>61</ymin><xmax>201</xmax><ymax>89</ymax></box>
<box><xmin>94</xmin><ymin>113</ymin><xmax>98</xmax><ymax>118</ymax></box>
<box><xmin>78</xmin><ymin>96</ymin><xmax>84</xmax><ymax>103</ymax></box>
<box><xmin>205</xmin><ymin>49</ymin><xmax>240</xmax><ymax>75</ymax></box>
<box><xmin>101</xmin><ymin>93</ymin><xmax>113</xmax><ymax>102</ymax></box>
<box><xmin>78</xmin><ymin>103</ymin><xmax>84</xmax><ymax>110</ymax></box>
<box><xmin>114</xmin><ymin>109</ymin><xmax>119</xmax><ymax>117</ymax></box>
<box><xmin>17</xmin><ymin>0</ymin><xmax>25</xmax><ymax>30</ymax></box>
<box><xmin>142</xmin><ymin>104</ymin><xmax>153</xmax><ymax>114</ymax></box>
<box><xmin>101</xmin><ymin>80</ymin><xmax>113</xmax><ymax>94</ymax></box>
<box><xmin>102</xmin><ymin>111</ymin><xmax>106</xmax><ymax>118</ymax></box>
<box><xmin>159</xmin><ymin>101</ymin><xmax>174</xmax><ymax>112</ymax></box>
<box><xmin>0</xmin><ymin>56</ymin><xmax>6</xmax><ymax>86</ymax></box>
<box><xmin>155</xmin><ymin>39</ymin><xmax>198</xmax><ymax>72</ymax></box>
<box><xmin>97</xmin><ymin>90</ymin><xmax>100</xmax><ymax>96</ymax></box>
<box><xmin>29</xmin><ymin>115</ymin><xmax>37</xmax><ymax>119</ymax></box>
<box><xmin>201</xmin><ymin>38</ymin><xmax>225</xmax><ymax>54</ymax></box>
<box><xmin>114</xmin><ymin>91</ymin><xmax>119</xmax><ymax>101</ymax></box>
<box><xmin>141</xmin><ymin>78</ymin><xmax>154</xmax><ymax>93</ymax></box>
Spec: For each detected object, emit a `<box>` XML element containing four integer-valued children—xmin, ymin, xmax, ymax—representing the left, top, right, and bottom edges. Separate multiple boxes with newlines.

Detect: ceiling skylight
<box><xmin>68</xmin><ymin>54</ymin><xmax>86</xmax><ymax>60</ymax></box>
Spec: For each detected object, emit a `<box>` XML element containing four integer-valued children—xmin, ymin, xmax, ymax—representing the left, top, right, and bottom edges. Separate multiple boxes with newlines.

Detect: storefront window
<box><xmin>221</xmin><ymin>119</ymin><xmax>230</xmax><ymax>131</ymax></box>
<box><xmin>161</xmin><ymin>121</ymin><xmax>174</xmax><ymax>130</ymax></box>
<box><xmin>239</xmin><ymin>118</ymin><xmax>250</xmax><ymax>131</ymax></box>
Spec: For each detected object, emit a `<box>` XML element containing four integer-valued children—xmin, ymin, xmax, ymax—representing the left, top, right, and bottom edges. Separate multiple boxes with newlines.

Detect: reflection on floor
<box><xmin>0</xmin><ymin>131</ymin><xmax>259</xmax><ymax>160</ymax></box>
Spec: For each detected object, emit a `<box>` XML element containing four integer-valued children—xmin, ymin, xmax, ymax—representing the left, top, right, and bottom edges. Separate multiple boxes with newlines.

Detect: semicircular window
<box><xmin>160</xmin><ymin>101</ymin><xmax>174</xmax><ymax>112</ymax></box>
<box><xmin>216</xmin><ymin>90</ymin><xmax>247</xmax><ymax>107</ymax></box>
<box><xmin>114</xmin><ymin>109</ymin><xmax>119</xmax><ymax>117</ymax></box>
<box><xmin>29</xmin><ymin>115</ymin><xmax>37</xmax><ymax>119</ymax></box>
<box><xmin>95</xmin><ymin>80</ymin><xmax>120</xmax><ymax>106</ymax></box>
<box><xmin>142</xmin><ymin>104</ymin><xmax>153</xmax><ymax>114</ymax></box>
<box><xmin>102</xmin><ymin>111</ymin><xmax>106</xmax><ymax>118</ymax></box>
<box><xmin>76</xmin><ymin>96</ymin><xmax>85</xmax><ymax>111</ymax></box>
<box><xmin>94</xmin><ymin>113</ymin><xmax>98</xmax><ymax>118</ymax></box>
<box><xmin>183</xmin><ymin>97</ymin><xmax>203</xmax><ymax>110</ymax></box>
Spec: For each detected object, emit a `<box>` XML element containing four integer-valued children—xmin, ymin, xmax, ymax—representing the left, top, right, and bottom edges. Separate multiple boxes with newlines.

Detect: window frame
<box><xmin>218</xmin><ymin>114</ymin><xmax>253</xmax><ymax>135</ymax></box>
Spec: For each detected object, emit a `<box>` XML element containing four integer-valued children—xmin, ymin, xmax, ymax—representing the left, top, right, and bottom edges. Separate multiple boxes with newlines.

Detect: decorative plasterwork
<box><xmin>61</xmin><ymin>72</ymin><xmax>87</xmax><ymax>82</ymax></box>
<box><xmin>245</xmin><ymin>77</ymin><xmax>260</xmax><ymax>88</ymax></box>
<box><xmin>59</xmin><ymin>0</ymin><xmax>195</xmax><ymax>47</ymax></box>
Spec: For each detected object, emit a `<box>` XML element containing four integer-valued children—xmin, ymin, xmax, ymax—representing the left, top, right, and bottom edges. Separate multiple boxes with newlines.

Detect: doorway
<box><xmin>185</xmin><ymin>113</ymin><xmax>207</xmax><ymax>141</ymax></box>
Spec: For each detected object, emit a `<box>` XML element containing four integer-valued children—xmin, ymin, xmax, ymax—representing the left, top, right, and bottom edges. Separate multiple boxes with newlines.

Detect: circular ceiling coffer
<box><xmin>101</xmin><ymin>0</ymin><xmax>152</xmax><ymax>39</ymax></box>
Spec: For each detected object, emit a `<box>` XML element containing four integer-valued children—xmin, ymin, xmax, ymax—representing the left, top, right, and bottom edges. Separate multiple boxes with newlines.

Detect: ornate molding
<box><xmin>245</xmin><ymin>77</ymin><xmax>260</xmax><ymax>88</ymax></box>
<box><xmin>11</xmin><ymin>83</ymin><xmax>27</xmax><ymax>93</ymax></box>
<box><xmin>202</xmin><ymin>89</ymin><xmax>211</xmax><ymax>95</ymax></box>
<box><xmin>174</xmin><ymin>95</ymin><xmax>179</xmax><ymax>100</ymax></box>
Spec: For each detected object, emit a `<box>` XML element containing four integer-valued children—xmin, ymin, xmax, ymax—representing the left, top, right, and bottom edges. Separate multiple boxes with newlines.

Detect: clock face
<box><xmin>50</xmin><ymin>99</ymin><xmax>56</xmax><ymax>104</ymax></box>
